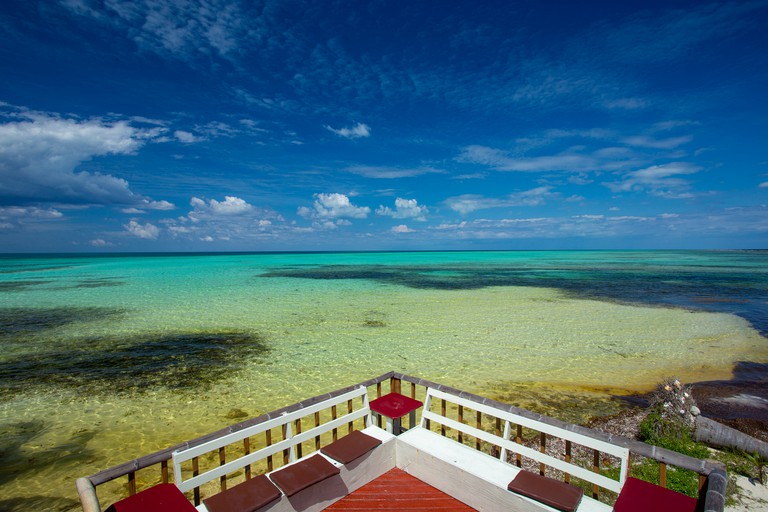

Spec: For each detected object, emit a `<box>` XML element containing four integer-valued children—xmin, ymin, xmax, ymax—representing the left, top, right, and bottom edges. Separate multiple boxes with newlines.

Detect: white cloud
<box><xmin>299</xmin><ymin>193</ymin><xmax>370</xmax><ymax>220</ymax></box>
<box><xmin>605</xmin><ymin>162</ymin><xmax>701</xmax><ymax>197</ymax></box>
<box><xmin>0</xmin><ymin>206</ymin><xmax>64</xmax><ymax>220</ymax></box>
<box><xmin>458</xmin><ymin>145</ymin><xmax>600</xmax><ymax>173</ymax></box>
<box><xmin>345</xmin><ymin>165</ymin><xmax>445</xmax><ymax>179</ymax></box>
<box><xmin>392</xmin><ymin>224</ymin><xmax>414</xmax><ymax>233</ymax></box>
<box><xmin>124</xmin><ymin>219</ymin><xmax>160</xmax><ymax>239</ymax></box>
<box><xmin>190</xmin><ymin>196</ymin><xmax>254</xmax><ymax>217</ymax></box>
<box><xmin>90</xmin><ymin>238</ymin><xmax>112</xmax><ymax>247</ymax></box>
<box><xmin>759</xmin><ymin>182</ymin><xmax>768</xmax><ymax>188</ymax></box>
<box><xmin>445</xmin><ymin>187</ymin><xmax>555</xmax><ymax>214</ymax></box>
<box><xmin>622</xmin><ymin>135</ymin><xmax>693</xmax><ymax>149</ymax></box>
<box><xmin>175</xmin><ymin>130</ymin><xmax>203</xmax><ymax>143</ymax></box>
<box><xmin>0</xmin><ymin>106</ymin><xmax>167</xmax><ymax>207</ymax></box>
<box><xmin>65</xmin><ymin>0</ymin><xmax>248</xmax><ymax>61</ymax></box>
<box><xmin>376</xmin><ymin>198</ymin><xmax>428</xmax><ymax>220</ymax></box>
<box><xmin>326</xmin><ymin>123</ymin><xmax>371</xmax><ymax>139</ymax></box>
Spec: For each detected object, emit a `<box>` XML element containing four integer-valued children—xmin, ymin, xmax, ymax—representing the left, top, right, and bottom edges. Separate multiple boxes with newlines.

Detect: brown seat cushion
<box><xmin>269</xmin><ymin>454</ymin><xmax>340</xmax><ymax>497</ymax></box>
<box><xmin>321</xmin><ymin>430</ymin><xmax>382</xmax><ymax>464</ymax></box>
<box><xmin>203</xmin><ymin>474</ymin><xmax>282</xmax><ymax>512</ymax></box>
<box><xmin>613</xmin><ymin>477</ymin><xmax>698</xmax><ymax>512</ymax></box>
<box><xmin>508</xmin><ymin>471</ymin><xmax>584</xmax><ymax>512</ymax></box>
<box><xmin>105</xmin><ymin>483</ymin><xmax>197</xmax><ymax>512</ymax></box>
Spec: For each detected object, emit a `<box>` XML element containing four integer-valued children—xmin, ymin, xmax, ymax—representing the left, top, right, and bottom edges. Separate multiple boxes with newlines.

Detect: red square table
<box><xmin>369</xmin><ymin>392</ymin><xmax>423</xmax><ymax>434</ymax></box>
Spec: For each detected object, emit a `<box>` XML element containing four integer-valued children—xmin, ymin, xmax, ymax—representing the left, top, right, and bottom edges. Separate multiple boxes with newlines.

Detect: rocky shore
<box><xmin>611</xmin><ymin>361</ymin><xmax>768</xmax><ymax>442</ymax></box>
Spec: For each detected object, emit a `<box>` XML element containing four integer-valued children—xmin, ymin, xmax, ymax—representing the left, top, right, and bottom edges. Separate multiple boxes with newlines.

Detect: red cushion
<box><xmin>321</xmin><ymin>430</ymin><xmax>382</xmax><ymax>464</ymax></box>
<box><xmin>614</xmin><ymin>477</ymin><xmax>698</xmax><ymax>512</ymax></box>
<box><xmin>105</xmin><ymin>483</ymin><xmax>196</xmax><ymax>512</ymax></box>
<box><xmin>203</xmin><ymin>474</ymin><xmax>282</xmax><ymax>512</ymax></box>
<box><xmin>269</xmin><ymin>454</ymin><xmax>340</xmax><ymax>497</ymax></box>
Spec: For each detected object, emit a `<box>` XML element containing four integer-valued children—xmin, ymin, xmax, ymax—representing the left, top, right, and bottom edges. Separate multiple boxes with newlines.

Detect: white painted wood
<box><xmin>173</xmin><ymin>386</ymin><xmax>371</xmax><ymax>493</ymax></box>
<box><xmin>422</xmin><ymin>388</ymin><xmax>629</xmax><ymax>492</ymax></box>
<box><xmin>397</xmin><ymin>427</ymin><xmax>612</xmax><ymax>512</ymax></box>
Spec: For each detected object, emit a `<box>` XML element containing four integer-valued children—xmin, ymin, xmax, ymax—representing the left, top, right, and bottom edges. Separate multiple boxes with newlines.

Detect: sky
<box><xmin>0</xmin><ymin>0</ymin><xmax>767</xmax><ymax>252</ymax></box>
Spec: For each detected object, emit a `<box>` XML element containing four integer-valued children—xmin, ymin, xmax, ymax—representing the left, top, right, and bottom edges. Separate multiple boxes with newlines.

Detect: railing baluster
<box><xmin>266</xmin><ymin>430</ymin><xmax>274</xmax><ymax>472</ymax></box>
<box><xmin>243</xmin><ymin>437</ymin><xmax>251</xmax><ymax>480</ymax></box>
<box><xmin>539</xmin><ymin>433</ymin><xmax>546</xmax><ymax>476</ymax></box>
<box><xmin>347</xmin><ymin>399</ymin><xmax>353</xmax><ymax>434</ymax></box>
<box><xmin>515</xmin><ymin>424</ymin><xmax>523</xmax><ymax>467</ymax></box>
<box><xmin>314</xmin><ymin>411</ymin><xmax>321</xmax><ymax>450</ymax></box>
<box><xmin>458</xmin><ymin>405</ymin><xmax>464</xmax><ymax>444</ymax></box>
<box><xmin>592</xmin><ymin>450</ymin><xmax>600</xmax><ymax>500</ymax></box>
<box><xmin>192</xmin><ymin>456</ymin><xmax>200</xmax><ymax>505</ymax></box>
<box><xmin>161</xmin><ymin>460</ymin><xmax>169</xmax><ymax>484</ymax></box>
<box><xmin>564</xmin><ymin>440</ymin><xmax>572</xmax><ymax>484</ymax></box>
<box><xmin>476</xmin><ymin>411</ymin><xmax>482</xmax><ymax>451</ymax></box>
<box><xmin>295</xmin><ymin>418</ymin><xmax>303</xmax><ymax>459</ymax></box>
<box><xmin>441</xmin><ymin>399</ymin><xmax>447</xmax><ymax>437</ymax></box>
<box><xmin>493</xmin><ymin>417</ymin><xmax>502</xmax><ymax>457</ymax></box>
<box><xmin>219</xmin><ymin>446</ymin><xmax>227</xmax><ymax>491</ymax></box>
<box><xmin>660</xmin><ymin>462</ymin><xmax>667</xmax><ymax>488</ymax></box>
<box><xmin>331</xmin><ymin>405</ymin><xmax>339</xmax><ymax>441</ymax></box>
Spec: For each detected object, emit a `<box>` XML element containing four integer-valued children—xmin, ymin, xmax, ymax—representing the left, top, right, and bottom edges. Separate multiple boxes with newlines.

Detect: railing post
<box><xmin>127</xmin><ymin>471</ymin><xmax>136</xmax><ymax>496</ymax></box>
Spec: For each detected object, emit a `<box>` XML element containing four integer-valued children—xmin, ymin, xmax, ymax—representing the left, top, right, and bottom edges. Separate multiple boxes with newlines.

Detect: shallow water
<box><xmin>1</xmin><ymin>250</ymin><xmax>767</xmax><ymax>510</ymax></box>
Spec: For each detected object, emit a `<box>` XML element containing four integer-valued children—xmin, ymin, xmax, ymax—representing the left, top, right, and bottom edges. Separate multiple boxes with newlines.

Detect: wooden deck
<box><xmin>325</xmin><ymin>467</ymin><xmax>476</xmax><ymax>511</ymax></box>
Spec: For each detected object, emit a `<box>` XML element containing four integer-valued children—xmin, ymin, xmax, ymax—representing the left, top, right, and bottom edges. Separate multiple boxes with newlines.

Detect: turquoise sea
<box><xmin>1</xmin><ymin>250</ymin><xmax>767</xmax><ymax>511</ymax></box>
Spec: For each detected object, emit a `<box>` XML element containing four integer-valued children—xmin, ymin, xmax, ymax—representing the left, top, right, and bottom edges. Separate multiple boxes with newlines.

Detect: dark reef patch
<box><xmin>0</xmin><ymin>331</ymin><xmax>269</xmax><ymax>399</ymax></box>
<box><xmin>68</xmin><ymin>278</ymin><xmax>126</xmax><ymax>289</ymax></box>
<box><xmin>0</xmin><ymin>280</ymin><xmax>53</xmax><ymax>292</ymax></box>
<box><xmin>0</xmin><ymin>496</ymin><xmax>81</xmax><ymax>512</ymax></box>
<box><xmin>0</xmin><ymin>307</ymin><xmax>126</xmax><ymax>339</ymax></box>
<box><xmin>261</xmin><ymin>263</ymin><xmax>768</xmax><ymax>336</ymax></box>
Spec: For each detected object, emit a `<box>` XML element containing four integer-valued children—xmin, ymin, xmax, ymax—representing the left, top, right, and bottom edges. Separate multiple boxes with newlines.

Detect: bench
<box><xmin>171</xmin><ymin>386</ymin><xmax>396</xmax><ymax>512</ymax></box>
<box><xmin>397</xmin><ymin>387</ymin><xmax>630</xmax><ymax>512</ymax></box>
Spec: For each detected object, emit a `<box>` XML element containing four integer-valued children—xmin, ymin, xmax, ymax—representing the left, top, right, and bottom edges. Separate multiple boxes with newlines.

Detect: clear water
<box><xmin>1</xmin><ymin>250</ymin><xmax>767</xmax><ymax>510</ymax></box>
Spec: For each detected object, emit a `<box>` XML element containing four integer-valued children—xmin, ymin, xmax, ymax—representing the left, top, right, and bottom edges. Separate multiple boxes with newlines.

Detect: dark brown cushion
<box><xmin>203</xmin><ymin>474</ymin><xmax>281</xmax><ymax>512</ymax></box>
<box><xmin>269</xmin><ymin>454</ymin><xmax>340</xmax><ymax>497</ymax></box>
<box><xmin>321</xmin><ymin>430</ymin><xmax>382</xmax><ymax>464</ymax></box>
<box><xmin>508</xmin><ymin>471</ymin><xmax>584</xmax><ymax>512</ymax></box>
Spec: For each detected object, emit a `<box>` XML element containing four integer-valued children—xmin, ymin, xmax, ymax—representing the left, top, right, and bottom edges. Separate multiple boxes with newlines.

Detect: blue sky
<box><xmin>1</xmin><ymin>0</ymin><xmax>766</xmax><ymax>252</ymax></box>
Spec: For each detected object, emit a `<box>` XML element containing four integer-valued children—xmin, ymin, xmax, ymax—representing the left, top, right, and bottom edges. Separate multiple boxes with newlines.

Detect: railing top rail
<box><xmin>86</xmin><ymin>371</ymin><xmax>394</xmax><ymax>486</ymax></box>
<box><xmin>425</xmin><ymin>387</ymin><xmax>629</xmax><ymax>459</ymax></box>
<box><xmin>394</xmin><ymin>372</ymin><xmax>725</xmax><ymax>476</ymax></box>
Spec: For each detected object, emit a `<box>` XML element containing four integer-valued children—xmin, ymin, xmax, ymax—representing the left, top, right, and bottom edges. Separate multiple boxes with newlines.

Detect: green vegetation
<box><xmin>628</xmin><ymin>378</ymin><xmax>709</xmax><ymax>497</ymax></box>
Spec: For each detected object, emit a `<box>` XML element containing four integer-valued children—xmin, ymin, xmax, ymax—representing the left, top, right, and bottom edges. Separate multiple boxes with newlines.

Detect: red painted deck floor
<box><xmin>325</xmin><ymin>467</ymin><xmax>477</xmax><ymax>511</ymax></box>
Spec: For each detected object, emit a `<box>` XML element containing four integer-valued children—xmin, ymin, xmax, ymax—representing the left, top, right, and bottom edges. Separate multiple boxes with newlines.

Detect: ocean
<box><xmin>1</xmin><ymin>250</ymin><xmax>767</xmax><ymax>511</ymax></box>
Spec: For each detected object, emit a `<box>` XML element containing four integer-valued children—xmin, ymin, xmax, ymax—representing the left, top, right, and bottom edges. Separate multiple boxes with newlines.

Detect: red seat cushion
<box><xmin>269</xmin><ymin>454</ymin><xmax>340</xmax><ymax>497</ymax></box>
<box><xmin>614</xmin><ymin>477</ymin><xmax>698</xmax><ymax>512</ymax></box>
<box><xmin>507</xmin><ymin>471</ymin><xmax>583</xmax><ymax>512</ymax></box>
<box><xmin>321</xmin><ymin>430</ymin><xmax>382</xmax><ymax>464</ymax></box>
<box><xmin>104</xmin><ymin>483</ymin><xmax>196</xmax><ymax>512</ymax></box>
<box><xmin>203</xmin><ymin>474</ymin><xmax>282</xmax><ymax>512</ymax></box>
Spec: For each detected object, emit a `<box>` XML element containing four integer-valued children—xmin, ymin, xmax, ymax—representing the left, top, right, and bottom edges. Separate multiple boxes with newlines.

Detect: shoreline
<box><xmin>613</xmin><ymin>360</ymin><xmax>768</xmax><ymax>441</ymax></box>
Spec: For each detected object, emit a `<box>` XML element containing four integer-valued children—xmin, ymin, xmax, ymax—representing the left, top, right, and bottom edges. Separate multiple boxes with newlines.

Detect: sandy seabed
<box><xmin>2</xmin><ymin>285</ymin><xmax>767</xmax><ymax>511</ymax></box>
